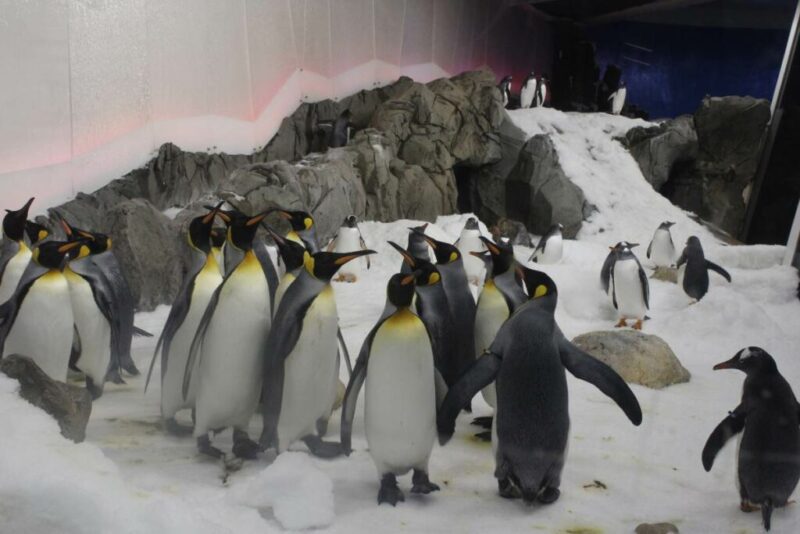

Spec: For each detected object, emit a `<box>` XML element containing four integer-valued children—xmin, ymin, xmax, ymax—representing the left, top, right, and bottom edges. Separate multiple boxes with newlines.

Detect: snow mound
<box><xmin>229</xmin><ymin>453</ymin><xmax>334</xmax><ymax>531</ymax></box>
<box><xmin>508</xmin><ymin>108</ymin><xmax>717</xmax><ymax>248</ymax></box>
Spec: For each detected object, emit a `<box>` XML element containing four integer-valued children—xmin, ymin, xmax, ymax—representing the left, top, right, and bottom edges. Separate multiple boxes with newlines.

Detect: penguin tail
<box><xmin>762</xmin><ymin>498</ymin><xmax>773</xmax><ymax>531</ymax></box>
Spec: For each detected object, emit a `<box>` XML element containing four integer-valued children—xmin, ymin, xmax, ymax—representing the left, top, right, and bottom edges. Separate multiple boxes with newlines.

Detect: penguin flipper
<box><xmin>358</xmin><ymin>233</ymin><xmax>371</xmax><ymax>270</ymax></box>
<box><xmin>702</xmin><ymin>406</ymin><xmax>745</xmax><ymax>471</ymax></box>
<box><xmin>706</xmin><ymin>260</ymin><xmax>731</xmax><ymax>283</ymax></box>
<box><xmin>182</xmin><ymin>282</ymin><xmax>224</xmax><ymax>400</ymax></box>
<box><xmin>337</xmin><ymin>328</ymin><xmax>353</xmax><ymax>376</ymax></box>
<box><xmin>610</xmin><ymin>268</ymin><xmax>619</xmax><ymax>309</ymax></box>
<box><xmin>557</xmin><ymin>335</ymin><xmax>643</xmax><ymax>426</ymax></box>
<box><xmin>646</xmin><ymin>240</ymin><xmax>653</xmax><ymax>259</ymax></box>
<box><xmin>637</xmin><ymin>259</ymin><xmax>650</xmax><ymax>309</ymax></box>
<box><xmin>132</xmin><ymin>326</ymin><xmax>153</xmax><ymax>337</ymax></box>
<box><xmin>254</xmin><ymin>241</ymin><xmax>279</xmax><ymax>312</ymax></box>
<box><xmin>0</xmin><ymin>240</ymin><xmax>20</xmax><ymax>284</ymax></box>
<box><xmin>434</xmin><ymin>368</ymin><xmax>448</xmax><ymax>410</ymax></box>
<box><xmin>437</xmin><ymin>351</ymin><xmax>502</xmax><ymax>446</ymax></box>
<box><xmin>676</xmin><ymin>251</ymin><xmax>687</xmax><ymax>268</ymax></box>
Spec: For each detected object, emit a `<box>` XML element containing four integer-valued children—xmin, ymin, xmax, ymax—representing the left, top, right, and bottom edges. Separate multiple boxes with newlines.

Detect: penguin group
<box><xmin>499</xmin><ymin>72</ymin><xmax>549</xmax><ymax>109</ymax></box>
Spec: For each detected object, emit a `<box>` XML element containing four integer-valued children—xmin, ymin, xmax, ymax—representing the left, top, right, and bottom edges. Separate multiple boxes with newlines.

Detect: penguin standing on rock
<box><xmin>456</xmin><ymin>217</ymin><xmax>485</xmax><ymax>285</ymax></box>
<box><xmin>0</xmin><ymin>198</ymin><xmax>35</xmax><ymax>304</ymax></box>
<box><xmin>499</xmin><ymin>75</ymin><xmax>512</xmax><ymax>108</ymax></box>
<box><xmin>438</xmin><ymin>267</ymin><xmax>642</xmax><ymax>504</ymax></box>
<box><xmin>399</xmin><ymin>223</ymin><xmax>431</xmax><ymax>275</ymax></box>
<box><xmin>529</xmin><ymin>224</ymin><xmax>564</xmax><ymax>264</ymax></box>
<box><xmin>611</xmin><ymin>243</ymin><xmax>649</xmax><ymax>330</ymax></box>
<box><xmin>341</xmin><ymin>273</ymin><xmax>446</xmax><ymax>506</ymax></box>
<box><xmin>330</xmin><ymin>215</ymin><xmax>371</xmax><ymax>283</ymax></box>
<box><xmin>647</xmin><ymin>221</ymin><xmax>676</xmax><ymax>268</ymax></box>
<box><xmin>676</xmin><ymin>236</ymin><xmax>731</xmax><ymax>301</ymax></box>
<box><xmin>703</xmin><ymin>347</ymin><xmax>800</xmax><ymax>531</ymax></box>
<box><xmin>520</xmin><ymin>72</ymin><xmax>537</xmax><ymax>109</ymax></box>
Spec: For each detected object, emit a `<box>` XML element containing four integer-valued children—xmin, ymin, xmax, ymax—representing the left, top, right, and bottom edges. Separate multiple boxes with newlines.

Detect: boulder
<box><xmin>488</xmin><ymin>218</ymin><xmax>535</xmax><ymax>247</ymax></box>
<box><xmin>0</xmin><ymin>354</ymin><xmax>92</xmax><ymax>443</ymax></box>
<box><xmin>651</xmin><ymin>266</ymin><xmax>678</xmax><ymax>283</ymax></box>
<box><xmin>635</xmin><ymin>523</ymin><xmax>679</xmax><ymax>534</ymax></box>
<box><xmin>625</xmin><ymin>115</ymin><xmax>698</xmax><ymax>191</ymax></box>
<box><xmin>571</xmin><ymin>330</ymin><xmax>690</xmax><ymax>389</ymax></box>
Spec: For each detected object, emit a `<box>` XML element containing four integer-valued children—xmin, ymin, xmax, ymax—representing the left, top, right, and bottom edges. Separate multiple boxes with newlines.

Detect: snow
<box><xmin>3</xmin><ymin>111</ymin><xmax>800</xmax><ymax>533</ymax></box>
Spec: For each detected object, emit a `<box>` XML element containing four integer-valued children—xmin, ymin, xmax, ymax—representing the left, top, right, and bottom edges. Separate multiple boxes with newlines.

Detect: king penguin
<box><xmin>209</xmin><ymin>227</ymin><xmax>226</xmax><ymax>276</ymax></box>
<box><xmin>609</xmin><ymin>81</ymin><xmax>627</xmax><ymax>115</ymax></box>
<box><xmin>341</xmin><ymin>272</ymin><xmax>446</xmax><ymax>506</ymax></box>
<box><xmin>610</xmin><ymin>243</ymin><xmax>649</xmax><ymax>330</ymax></box>
<box><xmin>183</xmin><ymin>209</ymin><xmax>272</xmax><ymax>459</ymax></box>
<box><xmin>266</xmin><ymin>226</ymin><xmax>307</xmax><ymax>310</ymax></box>
<box><xmin>260</xmin><ymin>247</ymin><xmax>375</xmax><ymax>458</ymax></box>
<box><xmin>499</xmin><ymin>75</ymin><xmax>512</xmax><ymax>108</ymax></box>
<box><xmin>274</xmin><ymin>209</ymin><xmax>321</xmax><ymax>253</ymax></box>
<box><xmin>0</xmin><ymin>240</ymin><xmax>83</xmax><ymax>381</ymax></box>
<box><xmin>24</xmin><ymin>220</ymin><xmax>50</xmax><ymax>248</ymax></box>
<box><xmin>331</xmin><ymin>215</ymin><xmax>371</xmax><ymax>283</ymax></box>
<box><xmin>0</xmin><ymin>198</ymin><xmax>35</xmax><ymax>304</ymax></box>
<box><xmin>529</xmin><ymin>223</ymin><xmax>564</xmax><ymax>264</ymax></box>
<box><xmin>676</xmin><ymin>236</ymin><xmax>731</xmax><ymax>301</ymax></box>
<box><xmin>399</xmin><ymin>223</ymin><xmax>431</xmax><ymax>275</ymax></box>
<box><xmin>456</xmin><ymin>217</ymin><xmax>485</xmax><ymax>286</ymax></box>
<box><xmin>646</xmin><ymin>221</ymin><xmax>676</xmax><ymax>268</ymax></box>
<box><xmin>520</xmin><ymin>72</ymin><xmax>537</xmax><ymax>109</ymax></box>
<box><xmin>145</xmin><ymin>206</ymin><xmax>224</xmax><ymax>435</ymax></box>
<box><xmin>438</xmin><ymin>266</ymin><xmax>642</xmax><ymax>504</ymax></box>
<box><xmin>703</xmin><ymin>347</ymin><xmax>800</xmax><ymax>531</ymax></box>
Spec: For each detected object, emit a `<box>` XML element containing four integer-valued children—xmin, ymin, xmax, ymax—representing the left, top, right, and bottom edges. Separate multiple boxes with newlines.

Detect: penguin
<box><xmin>399</xmin><ymin>223</ymin><xmax>431</xmax><ymax>275</ymax></box>
<box><xmin>0</xmin><ymin>198</ymin><xmax>35</xmax><ymax>304</ymax></box>
<box><xmin>182</xmin><ymin>210</ymin><xmax>273</xmax><ymax>459</ymax></box>
<box><xmin>145</xmin><ymin>206</ymin><xmax>224</xmax><ymax>435</ymax></box>
<box><xmin>24</xmin><ymin>220</ymin><xmax>50</xmax><ymax>248</ymax></box>
<box><xmin>519</xmin><ymin>72</ymin><xmax>537</xmax><ymax>109</ymax></box>
<box><xmin>415</xmin><ymin>230</ymin><xmax>477</xmax><ymax>391</ymax></box>
<box><xmin>499</xmin><ymin>75</ymin><xmax>512</xmax><ymax>108</ymax></box>
<box><xmin>0</xmin><ymin>240</ymin><xmax>83</xmax><ymax>381</ymax></box>
<box><xmin>266</xmin><ymin>227</ymin><xmax>307</xmax><ymax>310</ymax></box>
<box><xmin>529</xmin><ymin>223</ymin><xmax>564</xmax><ymax>264</ymax></box>
<box><xmin>646</xmin><ymin>221</ymin><xmax>676</xmax><ymax>268</ymax></box>
<box><xmin>609</xmin><ymin>81</ymin><xmax>627</xmax><ymax>115</ymax></box>
<box><xmin>703</xmin><ymin>347</ymin><xmax>800</xmax><ymax>531</ymax></box>
<box><xmin>610</xmin><ymin>244</ymin><xmax>649</xmax><ymax>330</ymax></box>
<box><xmin>534</xmin><ymin>76</ymin><xmax>548</xmax><ymax>108</ymax></box>
<box><xmin>209</xmin><ymin>227</ymin><xmax>226</xmax><ymax>276</ymax></box>
<box><xmin>600</xmin><ymin>241</ymin><xmax>637</xmax><ymax>295</ymax></box>
<box><xmin>330</xmin><ymin>109</ymin><xmax>353</xmax><ymax>148</ymax></box>
<box><xmin>455</xmin><ymin>217</ymin><xmax>485</xmax><ymax>285</ymax></box>
<box><xmin>260</xmin><ymin>248</ymin><xmax>376</xmax><ymax>458</ymax></box>
<box><xmin>331</xmin><ymin>215</ymin><xmax>371</xmax><ymax>283</ymax></box>
<box><xmin>437</xmin><ymin>266</ymin><xmax>642</xmax><ymax>504</ymax></box>
<box><xmin>340</xmin><ymin>273</ymin><xmax>447</xmax><ymax>506</ymax></box>
<box><xmin>274</xmin><ymin>209</ymin><xmax>321</xmax><ymax>253</ymax></box>
<box><xmin>676</xmin><ymin>236</ymin><xmax>731</xmax><ymax>302</ymax></box>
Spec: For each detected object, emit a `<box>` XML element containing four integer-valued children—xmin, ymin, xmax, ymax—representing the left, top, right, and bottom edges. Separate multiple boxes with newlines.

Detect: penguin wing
<box><xmin>0</xmin><ymin>240</ymin><xmax>20</xmax><ymax>284</ymax></box>
<box><xmin>92</xmin><ymin>252</ymin><xmax>139</xmax><ymax>376</ymax></box>
<box><xmin>557</xmin><ymin>333</ymin><xmax>643</xmax><ymax>425</ymax></box>
<box><xmin>705</xmin><ymin>260</ymin><xmax>731</xmax><ymax>283</ymax></box>
<box><xmin>0</xmin><ymin>262</ymin><xmax>47</xmax><ymax>352</ymax></box>
<box><xmin>357</xmin><ymin>229</ymin><xmax>371</xmax><ymax>270</ymax></box>
<box><xmin>337</xmin><ymin>328</ymin><xmax>353</xmax><ymax>376</ymax></box>
<box><xmin>702</xmin><ymin>405</ymin><xmax>746</xmax><ymax>471</ymax></box>
<box><xmin>610</xmin><ymin>267</ymin><xmax>619</xmax><ymax>309</ymax></box>
<box><xmin>637</xmin><ymin>258</ymin><xmax>650</xmax><ymax>309</ymax></box>
<box><xmin>600</xmin><ymin>252</ymin><xmax>615</xmax><ymax>293</ymax></box>
<box><xmin>529</xmin><ymin>239</ymin><xmax>545</xmax><ymax>262</ymax></box>
<box><xmin>254</xmin><ymin>241</ymin><xmax>280</xmax><ymax>312</ymax></box>
<box><xmin>646</xmin><ymin>239</ymin><xmax>653</xmax><ymax>259</ymax></box>
<box><xmin>675</xmin><ymin>251</ymin><xmax>687</xmax><ymax>268</ymax></box>
<box><xmin>182</xmin><ymin>281</ymin><xmax>226</xmax><ymax>400</ymax></box>
<box><xmin>437</xmin><ymin>351</ymin><xmax>502</xmax><ymax>446</ymax></box>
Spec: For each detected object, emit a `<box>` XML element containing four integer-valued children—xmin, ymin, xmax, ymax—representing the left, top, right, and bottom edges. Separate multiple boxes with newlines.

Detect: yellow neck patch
<box><xmin>385</xmin><ymin>307</ymin><xmax>420</xmax><ymax>330</ymax></box>
<box><xmin>204</xmin><ymin>250</ymin><xmax>220</xmax><ymax>273</ymax></box>
<box><xmin>303</xmin><ymin>251</ymin><xmax>316</xmax><ymax>277</ymax></box>
<box><xmin>427</xmin><ymin>272</ymin><xmax>440</xmax><ymax>285</ymax></box>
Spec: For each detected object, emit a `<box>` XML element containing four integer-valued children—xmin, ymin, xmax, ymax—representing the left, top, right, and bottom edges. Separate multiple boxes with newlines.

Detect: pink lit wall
<box><xmin>0</xmin><ymin>0</ymin><xmax>551</xmax><ymax>214</ymax></box>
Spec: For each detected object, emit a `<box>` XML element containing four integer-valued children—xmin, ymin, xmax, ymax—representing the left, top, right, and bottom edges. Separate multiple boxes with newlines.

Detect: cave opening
<box><xmin>454</xmin><ymin>164</ymin><xmax>476</xmax><ymax>214</ymax></box>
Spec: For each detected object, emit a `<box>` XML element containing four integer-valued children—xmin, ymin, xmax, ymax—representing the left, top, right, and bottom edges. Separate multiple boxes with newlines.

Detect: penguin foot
<box><xmin>164</xmin><ymin>417</ymin><xmax>193</xmax><ymax>436</ymax></box>
<box><xmin>537</xmin><ymin>487</ymin><xmax>560</xmax><ymax>504</ymax></box>
<box><xmin>334</xmin><ymin>274</ymin><xmax>357</xmax><ymax>283</ymax></box>
<box><xmin>302</xmin><ymin>435</ymin><xmax>343</xmax><ymax>459</ymax></box>
<box><xmin>474</xmin><ymin>431</ymin><xmax>492</xmax><ymax>442</ymax></box>
<box><xmin>740</xmin><ymin>500</ymin><xmax>761</xmax><ymax>513</ymax></box>
<box><xmin>498</xmin><ymin>478</ymin><xmax>521</xmax><ymax>499</ymax></box>
<box><xmin>411</xmin><ymin>470</ymin><xmax>440</xmax><ymax>494</ymax></box>
<box><xmin>378</xmin><ymin>474</ymin><xmax>405</xmax><ymax>506</ymax></box>
<box><xmin>471</xmin><ymin>416</ymin><xmax>493</xmax><ymax>429</ymax></box>
<box><xmin>121</xmin><ymin>360</ymin><xmax>140</xmax><ymax>376</ymax></box>
<box><xmin>105</xmin><ymin>367</ymin><xmax>126</xmax><ymax>385</ymax></box>
<box><xmin>632</xmin><ymin>319</ymin><xmax>643</xmax><ymax>331</ymax></box>
<box><xmin>316</xmin><ymin>415</ymin><xmax>330</xmax><ymax>438</ymax></box>
<box><xmin>85</xmin><ymin>377</ymin><xmax>103</xmax><ymax>400</ymax></box>
<box><xmin>615</xmin><ymin>318</ymin><xmax>628</xmax><ymax>328</ymax></box>
<box><xmin>232</xmin><ymin>430</ymin><xmax>262</xmax><ymax>460</ymax></box>
<box><xmin>197</xmin><ymin>436</ymin><xmax>224</xmax><ymax>459</ymax></box>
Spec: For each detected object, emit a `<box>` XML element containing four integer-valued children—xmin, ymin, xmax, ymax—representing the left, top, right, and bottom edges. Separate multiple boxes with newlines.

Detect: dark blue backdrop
<box><xmin>589</xmin><ymin>22</ymin><xmax>789</xmax><ymax>118</ymax></box>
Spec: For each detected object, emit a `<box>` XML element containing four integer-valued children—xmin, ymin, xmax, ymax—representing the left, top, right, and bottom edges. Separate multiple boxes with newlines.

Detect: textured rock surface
<box><xmin>635</xmin><ymin>522</ymin><xmax>680</xmax><ymax>534</ymax></box>
<box><xmin>625</xmin><ymin>115</ymin><xmax>698</xmax><ymax>191</ymax></box>
<box><xmin>572</xmin><ymin>330</ymin><xmax>690</xmax><ymax>389</ymax></box>
<box><xmin>0</xmin><ymin>355</ymin><xmax>92</xmax><ymax>443</ymax></box>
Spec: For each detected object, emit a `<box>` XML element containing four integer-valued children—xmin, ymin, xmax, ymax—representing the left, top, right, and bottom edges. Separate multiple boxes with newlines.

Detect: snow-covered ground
<box><xmin>2</xmin><ymin>110</ymin><xmax>799</xmax><ymax>533</ymax></box>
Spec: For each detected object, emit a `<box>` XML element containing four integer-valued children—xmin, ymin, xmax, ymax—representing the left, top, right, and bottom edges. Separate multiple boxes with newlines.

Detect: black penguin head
<box><xmin>57</xmin><ymin>218</ymin><xmax>111</xmax><ymax>255</ymax></box>
<box><xmin>227</xmin><ymin>210</ymin><xmax>268</xmax><ymax>251</ymax></box>
<box><xmin>266</xmin><ymin>226</ymin><xmax>306</xmax><ymax>272</ymax></box>
<box><xmin>388</xmin><ymin>241</ymin><xmax>441</xmax><ymax>287</ymax></box>
<box><xmin>386</xmin><ymin>272</ymin><xmax>417</xmax><ymax>308</ymax></box>
<box><xmin>3</xmin><ymin>197</ymin><xmax>35</xmax><ymax>241</ymax></box>
<box><xmin>188</xmin><ymin>204</ymin><xmax>222</xmax><ymax>254</ymax></box>
<box><xmin>275</xmin><ymin>209</ymin><xmax>314</xmax><ymax>232</ymax></box>
<box><xmin>343</xmin><ymin>215</ymin><xmax>358</xmax><ymax>228</ymax></box>
<box><xmin>713</xmin><ymin>347</ymin><xmax>777</xmax><ymax>375</ymax></box>
<box><xmin>464</xmin><ymin>217</ymin><xmax>479</xmax><ymax>231</ymax></box>
<box><xmin>413</xmin><ymin>230</ymin><xmax>460</xmax><ymax>265</ymax></box>
<box><xmin>209</xmin><ymin>227</ymin><xmax>227</xmax><ymax>248</ymax></box>
<box><xmin>478</xmin><ymin>236</ymin><xmax>514</xmax><ymax>277</ymax></box>
<box><xmin>303</xmin><ymin>249</ymin><xmax>375</xmax><ymax>280</ymax></box>
<box><xmin>619</xmin><ymin>81</ymin><xmax>626</xmax><ymax>87</ymax></box>
<box><xmin>517</xmin><ymin>266</ymin><xmax>558</xmax><ymax>310</ymax></box>
<box><xmin>659</xmin><ymin>221</ymin><xmax>676</xmax><ymax>230</ymax></box>
<box><xmin>686</xmin><ymin>236</ymin><xmax>702</xmax><ymax>248</ymax></box>
<box><xmin>610</xmin><ymin>241</ymin><xmax>638</xmax><ymax>255</ymax></box>
<box><xmin>32</xmin><ymin>240</ymin><xmax>85</xmax><ymax>270</ymax></box>
<box><xmin>25</xmin><ymin>220</ymin><xmax>50</xmax><ymax>244</ymax></box>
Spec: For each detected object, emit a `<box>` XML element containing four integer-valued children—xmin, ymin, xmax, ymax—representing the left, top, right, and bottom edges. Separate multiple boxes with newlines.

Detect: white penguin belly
<box><xmin>457</xmin><ymin>231</ymin><xmax>485</xmax><ymax>284</ymax></box>
<box><xmin>612</xmin><ymin>89</ymin><xmax>626</xmax><ymax>114</ymax></box>
<box><xmin>0</xmin><ymin>246</ymin><xmax>31</xmax><ymax>304</ymax></box>
<box><xmin>520</xmin><ymin>83</ymin><xmax>534</xmax><ymax>108</ymax></box>
<box><xmin>161</xmin><ymin>263</ymin><xmax>222</xmax><ymax>418</ymax></box>
<box><xmin>65</xmin><ymin>269</ymin><xmax>110</xmax><ymax>385</ymax></box>
<box><xmin>613</xmin><ymin>260</ymin><xmax>647</xmax><ymax>319</ymax></box>
<box><xmin>194</xmin><ymin>253</ymin><xmax>270</xmax><ymax>435</ymax></box>
<box><xmin>536</xmin><ymin>236</ymin><xmax>563</xmax><ymax>264</ymax></box>
<box><xmin>333</xmin><ymin>227</ymin><xmax>364</xmax><ymax>277</ymax></box>
<box><xmin>474</xmin><ymin>283</ymin><xmax>509</xmax><ymax>408</ymax></box>
<box><xmin>366</xmin><ymin>310</ymin><xmax>436</xmax><ymax>475</ymax></box>
<box><xmin>649</xmin><ymin>231</ymin><xmax>675</xmax><ymax>267</ymax></box>
<box><xmin>274</xmin><ymin>272</ymin><xmax>296</xmax><ymax>312</ymax></box>
<box><xmin>277</xmin><ymin>285</ymin><xmax>339</xmax><ymax>450</ymax></box>
<box><xmin>4</xmin><ymin>272</ymin><xmax>73</xmax><ymax>381</ymax></box>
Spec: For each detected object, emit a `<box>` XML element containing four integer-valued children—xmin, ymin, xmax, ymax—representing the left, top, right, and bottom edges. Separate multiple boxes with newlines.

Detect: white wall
<box><xmin>0</xmin><ymin>0</ymin><xmax>550</xmax><ymax>214</ymax></box>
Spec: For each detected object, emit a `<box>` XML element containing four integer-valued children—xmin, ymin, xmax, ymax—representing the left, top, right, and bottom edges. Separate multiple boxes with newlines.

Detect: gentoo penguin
<box><xmin>438</xmin><ymin>267</ymin><xmax>642</xmax><ymax>504</ymax></box>
<box><xmin>529</xmin><ymin>223</ymin><xmax>564</xmax><ymax>264</ymax></box>
<box><xmin>331</xmin><ymin>215</ymin><xmax>370</xmax><ymax>283</ymax></box>
<box><xmin>209</xmin><ymin>227</ymin><xmax>226</xmax><ymax>276</ymax></box>
<box><xmin>703</xmin><ymin>347</ymin><xmax>800</xmax><ymax>531</ymax></box>
<box><xmin>0</xmin><ymin>198</ymin><xmax>35</xmax><ymax>304</ymax></box>
<box><xmin>24</xmin><ymin>220</ymin><xmax>50</xmax><ymax>248</ymax></box>
<box><xmin>400</xmin><ymin>223</ymin><xmax>431</xmax><ymax>275</ymax></box>
<box><xmin>600</xmin><ymin>241</ymin><xmax>637</xmax><ymax>295</ymax></box>
<box><xmin>341</xmin><ymin>273</ymin><xmax>446</xmax><ymax>506</ymax></box>
<box><xmin>609</xmin><ymin>81</ymin><xmax>627</xmax><ymax>115</ymax></box>
<box><xmin>415</xmin><ymin>230</ymin><xmax>476</xmax><ymax>391</ymax></box>
<box><xmin>646</xmin><ymin>221</ymin><xmax>676</xmax><ymax>267</ymax></box>
<box><xmin>145</xmin><ymin>206</ymin><xmax>224</xmax><ymax>435</ymax></box>
<box><xmin>610</xmin><ymin>244</ymin><xmax>649</xmax><ymax>330</ymax></box>
<box><xmin>330</xmin><ymin>109</ymin><xmax>353</xmax><ymax>148</ymax></box>
<box><xmin>260</xmin><ymin>248</ymin><xmax>376</xmax><ymax>458</ymax></box>
<box><xmin>534</xmin><ymin>76</ymin><xmax>548</xmax><ymax>108</ymax></box>
<box><xmin>184</xmin><ymin>210</ymin><xmax>272</xmax><ymax>459</ymax></box>
<box><xmin>676</xmin><ymin>236</ymin><xmax>731</xmax><ymax>301</ymax></box>
<box><xmin>274</xmin><ymin>209</ymin><xmax>321</xmax><ymax>253</ymax></box>
<box><xmin>455</xmin><ymin>217</ymin><xmax>485</xmax><ymax>285</ymax></box>
<box><xmin>499</xmin><ymin>75</ymin><xmax>512</xmax><ymax>108</ymax></box>
<box><xmin>519</xmin><ymin>72</ymin><xmax>537</xmax><ymax>109</ymax></box>
<box><xmin>0</xmin><ymin>240</ymin><xmax>83</xmax><ymax>381</ymax></box>
<box><xmin>266</xmin><ymin>226</ymin><xmax>307</xmax><ymax>310</ymax></box>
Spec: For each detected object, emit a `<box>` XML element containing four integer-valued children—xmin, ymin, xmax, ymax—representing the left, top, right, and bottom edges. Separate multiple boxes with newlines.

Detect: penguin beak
<box><xmin>59</xmin><ymin>218</ymin><xmax>73</xmax><ymax>237</ymax></box>
<box><xmin>387</xmin><ymin>241</ymin><xmax>416</xmax><ymax>267</ymax></box>
<box><xmin>713</xmin><ymin>357</ymin><xmax>739</xmax><ymax>371</ymax></box>
<box><xmin>400</xmin><ymin>273</ymin><xmax>416</xmax><ymax>286</ymax></box>
<box><xmin>20</xmin><ymin>197</ymin><xmax>35</xmax><ymax>215</ymax></box>
<box><xmin>246</xmin><ymin>212</ymin><xmax>268</xmax><ymax>226</ymax></box>
<box><xmin>628</xmin><ymin>243</ymin><xmax>640</xmax><ymax>249</ymax></box>
<box><xmin>333</xmin><ymin>250</ymin><xmax>376</xmax><ymax>266</ymax></box>
<box><xmin>264</xmin><ymin>225</ymin><xmax>285</xmax><ymax>245</ymax></box>
<box><xmin>57</xmin><ymin>240</ymin><xmax>85</xmax><ymax>254</ymax></box>
<box><xmin>77</xmin><ymin>230</ymin><xmax>95</xmax><ymax>241</ymax></box>
<box><xmin>482</xmin><ymin>238</ymin><xmax>500</xmax><ymax>256</ymax></box>
<box><xmin>202</xmin><ymin>202</ymin><xmax>224</xmax><ymax>225</ymax></box>
<box><xmin>469</xmin><ymin>250</ymin><xmax>485</xmax><ymax>259</ymax></box>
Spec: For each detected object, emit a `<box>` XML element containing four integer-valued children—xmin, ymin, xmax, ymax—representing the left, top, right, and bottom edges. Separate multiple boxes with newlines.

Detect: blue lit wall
<box><xmin>589</xmin><ymin>22</ymin><xmax>788</xmax><ymax>118</ymax></box>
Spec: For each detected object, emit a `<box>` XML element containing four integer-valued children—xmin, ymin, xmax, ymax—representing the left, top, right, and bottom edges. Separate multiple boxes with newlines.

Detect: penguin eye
<box><xmin>303</xmin><ymin>217</ymin><xmax>313</xmax><ymax>230</ymax></box>
<box><xmin>428</xmin><ymin>272</ymin><xmax>440</xmax><ymax>285</ymax></box>
<box><xmin>533</xmin><ymin>284</ymin><xmax>548</xmax><ymax>298</ymax></box>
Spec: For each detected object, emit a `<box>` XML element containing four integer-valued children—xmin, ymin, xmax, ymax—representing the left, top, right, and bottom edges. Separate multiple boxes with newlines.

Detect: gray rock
<box><xmin>0</xmin><ymin>354</ymin><xmax>92</xmax><ymax>443</ymax></box>
<box><xmin>635</xmin><ymin>522</ymin><xmax>679</xmax><ymax>534</ymax></box>
<box><xmin>571</xmin><ymin>330</ymin><xmax>690</xmax><ymax>389</ymax></box>
<box><xmin>626</xmin><ymin>115</ymin><xmax>698</xmax><ymax>191</ymax></box>
<box><xmin>488</xmin><ymin>218</ymin><xmax>534</xmax><ymax>247</ymax></box>
<box><xmin>651</xmin><ymin>266</ymin><xmax>678</xmax><ymax>283</ymax></box>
